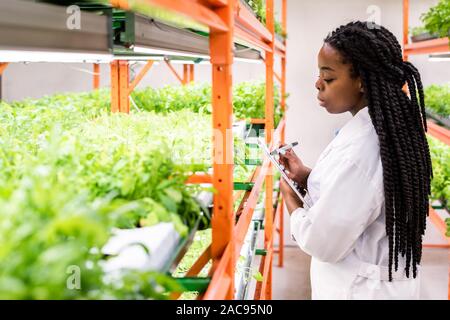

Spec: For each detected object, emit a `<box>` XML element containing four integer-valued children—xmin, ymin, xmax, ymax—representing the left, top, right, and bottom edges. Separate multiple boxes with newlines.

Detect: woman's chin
<box><xmin>319</xmin><ymin>101</ymin><xmax>339</xmax><ymax>114</ymax></box>
<box><xmin>318</xmin><ymin>100</ymin><xmax>329</xmax><ymax>110</ymax></box>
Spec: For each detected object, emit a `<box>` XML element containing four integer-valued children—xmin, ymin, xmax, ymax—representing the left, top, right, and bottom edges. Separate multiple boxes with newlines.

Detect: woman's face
<box><xmin>315</xmin><ymin>43</ymin><xmax>367</xmax><ymax>115</ymax></box>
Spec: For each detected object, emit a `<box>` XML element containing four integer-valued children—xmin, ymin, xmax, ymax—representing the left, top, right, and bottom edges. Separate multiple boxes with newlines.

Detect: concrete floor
<box><xmin>273</xmin><ymin>220</ymin><xmax>449</xmax><ymax>300</ymax></box>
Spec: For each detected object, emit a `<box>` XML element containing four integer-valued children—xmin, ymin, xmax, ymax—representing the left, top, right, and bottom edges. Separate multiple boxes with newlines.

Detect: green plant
<box><xmin>0</xmin><ymin>78</ymin><xmax>280</xmax><ymax>298</ymax></box>
<box><xmin>243</xmin><ymin>0</ymin><xmax>286</xmax><ymax>38</ymax></box>
<box><xmin>0</xmin><ymin>166</ymin><xmax>181</xmax><ymax>299</ymax></box>
<box><xmin>421</xmin><ymin>0</ymin><xmax>450</xmax><ymax>38</ymax></box>
<box><xmin>424</xmin><ymin>83</ymin><xmax>450</xmax><ymax>118</ymax></box>
<box><xmin>410</xmin><ymin>26</ymin><xmax>428</xmax><ymax>37</ymax></box>
<box><xmin>0</xmin><ymin>96</ymin><xmax>212</xmax><ymax>299</ymax></box>
<box><xmin>446</xmin><ymin>217</ymin><xmax>450</xmax><ymax>237</ymax></box>
<box><xmin>427</xmin><ymin>136</ymin><xmax>450</xmax><ymax>205</ymax></box>
<box><xmin>132</xmin><ymin>81</ymin><xmax>283</xmax><ymax>126</ymax></box>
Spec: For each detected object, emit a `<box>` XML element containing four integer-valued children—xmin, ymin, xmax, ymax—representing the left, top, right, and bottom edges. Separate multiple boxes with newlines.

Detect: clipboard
<box><xmin>257</xmin><ymin>139</ymin><xmax>312</xmax><ymax>209</ymax></box>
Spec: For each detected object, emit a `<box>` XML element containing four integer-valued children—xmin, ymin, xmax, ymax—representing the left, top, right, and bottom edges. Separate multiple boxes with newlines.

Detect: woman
<box><xmin>279</xmin><ymin>21</ymin><xmax>432</xmax><ymax>299</ymax></box>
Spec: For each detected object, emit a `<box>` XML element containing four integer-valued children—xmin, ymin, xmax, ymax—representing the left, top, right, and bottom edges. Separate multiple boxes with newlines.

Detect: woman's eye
<box><xmin>324</xmin><ymin>79</ymin><xmax>334</xmax><ymax>83</ymax></box>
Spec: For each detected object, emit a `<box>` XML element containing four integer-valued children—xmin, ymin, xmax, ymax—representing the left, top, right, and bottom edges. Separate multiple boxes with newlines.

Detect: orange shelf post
<box><xmin>93</xmin><ymin>63</ymin><xmax>100</xmax><ymax>90</ymax></box>
<box><xmin>110</xmin><ymin>61</ymin><xmax>120</xmax><ymax>113</ymax></box>
<box><xmin>110</xmin><ymin>60</ymin><xmax>130</xmax><ymax>113</ymax></box>
<box><xmin>278</xmin><ymin>0</ymin><xmax>287</xmax><ymax>268</ymax></box>
<box><xmin>262</xmin><ymin>0</ymin><xmax>275</xmax><ymax>300</ymax></box>
<box><xmin>183</xmin><ymin>64</ymin><xmax>189</xmax><ymax>85</ymax></box>
<box><xmin>0</xmin><ymin>63</ymin><xmax>9</xmax><ymax>76</ymax></box>
<box><xmin>402</xmin><ymin>0</ymin><xmax>409</xmax><ymax>60</ymax></box>
<box><xmin>206</xmin><ymin>0</ymin><xmax>235</xmax><ymax>300</ymax></box>
<box><xmin>119</xmin><ymin>60</ymin><xmax>130</xmax><ymax>113</ymax></box>
<box><xmin>189</xmin><ymin>64</ymin><xmax>195</xmax><ymax>83</ymax></box>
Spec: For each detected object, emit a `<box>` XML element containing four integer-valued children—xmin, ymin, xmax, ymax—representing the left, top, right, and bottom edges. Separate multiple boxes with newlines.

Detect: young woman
<box><xmin>279</xmin><ymin>21</ymin><xmax>432</xmax><ymax>300</ymax></box>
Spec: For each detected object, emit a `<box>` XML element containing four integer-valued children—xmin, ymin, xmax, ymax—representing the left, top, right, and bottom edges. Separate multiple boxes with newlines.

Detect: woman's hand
<box><xmin>280</xmin><ymin>178</ymin><xmax>303</xmax><ymax>215</ymax></box>
<box><xmin>278</xmin><ymin>146</ymin><xmax>311</xmax><ymax>188</ymax></box>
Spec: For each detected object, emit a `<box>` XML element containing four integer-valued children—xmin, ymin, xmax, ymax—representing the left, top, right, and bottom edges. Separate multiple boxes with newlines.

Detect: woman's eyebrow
<box><xmin>320</xmin><ymin>66</ymin><xmax>335</xmax><ymax>71</ymax></box>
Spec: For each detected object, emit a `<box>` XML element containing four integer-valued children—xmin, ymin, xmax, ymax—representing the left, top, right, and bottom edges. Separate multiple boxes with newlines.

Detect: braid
<box><xmin>325</xmin><ymin>21</ymin><xmax>432</xmax><ymax>280</ymax></box>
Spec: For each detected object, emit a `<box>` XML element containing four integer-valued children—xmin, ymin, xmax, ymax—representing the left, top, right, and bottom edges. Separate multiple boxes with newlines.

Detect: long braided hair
<box><xmin>324</xmin><ymin>21</ymin><xmax>432</xmax><ymax>280</ymax></box>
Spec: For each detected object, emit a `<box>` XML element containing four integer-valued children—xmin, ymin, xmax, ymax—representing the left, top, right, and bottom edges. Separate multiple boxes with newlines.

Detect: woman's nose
<box><xmin>315</xmin><ymin>79</ymin><xmax>323</xmax><ymax>91</ymax></box>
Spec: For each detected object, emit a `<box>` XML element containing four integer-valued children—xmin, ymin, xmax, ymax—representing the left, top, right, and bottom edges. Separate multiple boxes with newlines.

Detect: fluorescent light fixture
<box><xmin>429</xmin><ymin>52</ymin><xmax>450</xmax><ymax>62</ymax></box>
<box><xmin>234</xmin><ymin>57</ymin><xmax>263</xmax><ymax>64</ymax></box>
<box><xmin>113</xmin><ymin>55</ymin><xmax>165</xmax><ymax>61</ymax></box>
<box><xmin>167</xmin><ymin>59</ymin><xmax>205</xmax><ymax>65</ymax></box>
<box><xmin>130</xmin><ymin>61</ymin><xmax>160</xmax><ymax>66</ymax></box>
<box><xmin>133</xmin><ymin>46</ymin><xmax>210</xmax><ymax>60</ymax></box>
<box><xmin>0</xmin><ymin>50</ymin><xmax>113</xmax><ymax>63</ymax></box>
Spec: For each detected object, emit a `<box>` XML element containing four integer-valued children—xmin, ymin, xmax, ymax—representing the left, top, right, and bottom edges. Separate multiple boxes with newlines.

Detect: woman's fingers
<box><xmin>283</xmin><ymin>149</ymin><xmax>296</xmax><ymax>159</ymax></box>
<box><xmin>286</xmin><ymin>171</ymin><xmax>296</xmax><ymax>180</ymax></box>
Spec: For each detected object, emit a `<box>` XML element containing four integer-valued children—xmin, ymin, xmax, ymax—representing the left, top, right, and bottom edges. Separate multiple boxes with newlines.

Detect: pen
<box><xmin>270</xmin><ymin>141</ymin><xmax>299</xmax><ymax>156</ymax></box>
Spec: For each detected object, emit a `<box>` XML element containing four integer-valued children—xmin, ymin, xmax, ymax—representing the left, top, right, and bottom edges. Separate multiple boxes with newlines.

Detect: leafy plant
<box><xmin>427</xmin><ymin>136</ymin><xmax>450</xmax><ymax>206</ymax></box>
<box><xmin>424</xmin><ymin>83</ymin><xmax>450</xmax><ymax>118</ymax></box>
<box><xmin>0</xmin><ymin>78</ymin><xmax>280</xmax><ymax>298</ymax></box>
<box><xmin>410</xmin><ymin>26</ymin><xmax>429</xmax><ymax>37</ymax></box>
<box><xmin>410</xmin><ymin>0</ymin><xmax>450</xmax><ymax>39</ymax></box>
<box><xmin>0</xmin><ymin>165</ymin><xmax>182</xmax><ymax>299</ymax></box>
<box><xmin>132</xmin><ymin>81</ymin><xmax>283</xmax><ymax>126</ymax></box>
<box><xmin>421</xmin><ymin>0</ymin><xmax>450</xmax><ymax>38</ymax></box>
<box><xmin>244</xmin><ymin>0</ymin><xmax>286</xmax><ymax>38</ymax></box>
<box><xmin>0</xmin><ymin>97</ymin><xmax>212</xmax><ymax>299</ymax></box>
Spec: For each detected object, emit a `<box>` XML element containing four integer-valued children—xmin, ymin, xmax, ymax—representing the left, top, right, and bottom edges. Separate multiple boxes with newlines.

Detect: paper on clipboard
<box><xmin>258</xmin><ymin>139</ymin><xmax>312</xmax><ymax>209</ymax></box>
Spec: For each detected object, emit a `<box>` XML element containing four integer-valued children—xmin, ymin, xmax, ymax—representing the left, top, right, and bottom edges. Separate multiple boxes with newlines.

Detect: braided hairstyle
<box><xmin>324</xmin><ymin>21</ymin><xmax>432</xmax><ymax>280</ymax></box>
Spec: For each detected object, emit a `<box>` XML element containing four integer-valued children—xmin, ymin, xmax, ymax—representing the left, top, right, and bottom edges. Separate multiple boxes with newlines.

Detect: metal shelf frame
<box><xmin>108</xmin><ymin>0</ymin><xmax>287</xmax><ymax>300</ymax></box>
<box><xmin>0</xmin><ymin>0</ymin><xmax>288</xmax><ymax>300</ymax></box>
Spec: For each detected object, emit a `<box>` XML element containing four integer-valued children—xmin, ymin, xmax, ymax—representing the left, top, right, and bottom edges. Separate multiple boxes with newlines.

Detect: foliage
<box><xmin>244</xmin><ymin>0</ymin><xmax>286</xmax><ymax>38</ymax></box>
<box><xmin>427</xmin><ymin>136</ymin><xmax>450</xmax><ymax>205</ymax></box>
<box><xmin>0</xmin><ymin>96</ymin><xmax>211</xmax><ymax>299</ymax></box>
<box><xmin>410</xmin><ymin>0</ymin><xmax>450</xmax><ymax>38</ymax></box>
<box><xmin>0</xmin><ymin>78</ymin><xmax>279</xmax><ymax>299</ymax></box>
<box><xmin>421</xmin><ymin>0</ymin><xmax>450</xmax><ymax>38</ymax></box>
<box><xmin>131</xmin><ymin>81</ymin><xmax>283</xmax><ymax>126</ymax></box>
<box><xmin>425</xmin><ymin>83</ymin><xmax>450</xmax><ymax>118</ymax></box>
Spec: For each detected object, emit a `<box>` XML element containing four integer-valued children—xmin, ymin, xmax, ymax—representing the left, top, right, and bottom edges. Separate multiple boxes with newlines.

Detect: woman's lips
<box><xmin>317</xmin><ymin>97</ymin><xmax>326</xmax><ymax>106</ymax></box>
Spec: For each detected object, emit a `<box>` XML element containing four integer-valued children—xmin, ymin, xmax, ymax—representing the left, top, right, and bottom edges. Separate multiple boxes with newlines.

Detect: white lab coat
<box><xmin>290</xmin><ymin>107</ymin><xmax>420</xmax><ymax>300</ymax></box>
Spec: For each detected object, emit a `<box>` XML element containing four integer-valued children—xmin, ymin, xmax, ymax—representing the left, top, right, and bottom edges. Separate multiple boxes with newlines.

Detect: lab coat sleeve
<box><xmin>290</xmin><ymin>158</ymin><xmax>383</xmax><ymax>264</ymax></box>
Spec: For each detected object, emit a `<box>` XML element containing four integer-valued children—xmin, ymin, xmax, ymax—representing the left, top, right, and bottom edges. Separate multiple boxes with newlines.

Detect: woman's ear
<box><xmin>358</xmin><ymin>78</ymin><xmax>364</xmax><ymax>93</ymax></box>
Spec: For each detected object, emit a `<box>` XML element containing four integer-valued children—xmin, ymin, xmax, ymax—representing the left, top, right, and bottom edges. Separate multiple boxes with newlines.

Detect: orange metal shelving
<box><xmin>427</xmin><ymin>121</ymin><xmax>450</xmax><ymax>147</ymax></box>
<box><xmin>403</xmin><ymin>0</ymin><xmax>450</xmax><ymax>300</ymax></box>
<box><xmin>108</xmin><ymin>0</ymin><xmax>288</xmax><ymax>300</ymax></box>
<box><xmin>404</xmin><ymin>37</ymin><xmax>449</xmax><ymax>57</ymax></box>
<box><xmin>0</xmin><ymin>63</ymin><xmax>8</xmax><ymax>76</ymax></box>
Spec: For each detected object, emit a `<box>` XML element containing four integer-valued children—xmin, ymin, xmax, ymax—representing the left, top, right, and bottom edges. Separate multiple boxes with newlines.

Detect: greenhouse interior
<box><xmin>0</xmin><ymin>0</ymin><xmax>448</xmax><ymax>301</ymax></box>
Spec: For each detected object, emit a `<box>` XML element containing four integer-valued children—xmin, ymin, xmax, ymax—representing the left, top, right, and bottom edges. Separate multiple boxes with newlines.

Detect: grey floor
<box><xmin>273</xmin><ymin>219</ymin><xmax>449</xmax><ymax>300</ymax></box>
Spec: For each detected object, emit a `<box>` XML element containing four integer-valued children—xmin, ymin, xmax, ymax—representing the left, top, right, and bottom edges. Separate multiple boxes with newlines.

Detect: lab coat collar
<box><xmin>334</xmin><ymin>107</ymin><xmax>372</xmax><ymax>145</ymax></box>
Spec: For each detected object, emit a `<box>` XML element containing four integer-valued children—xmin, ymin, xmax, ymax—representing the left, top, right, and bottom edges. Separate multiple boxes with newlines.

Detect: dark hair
<box><xmin>324</xmin><ymin>21</ymin><xmax>432</xmax><ymax>280</ymax></box>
